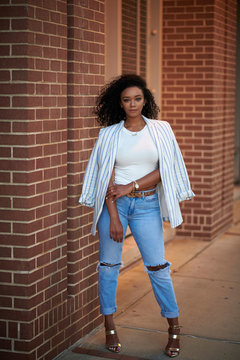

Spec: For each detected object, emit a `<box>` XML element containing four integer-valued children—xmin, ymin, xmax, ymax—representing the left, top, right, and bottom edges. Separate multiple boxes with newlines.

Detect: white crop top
<box><xmin>114</xmin><ymin>125</ymin><xmax>159</xmax><ymax>185</ymax></box>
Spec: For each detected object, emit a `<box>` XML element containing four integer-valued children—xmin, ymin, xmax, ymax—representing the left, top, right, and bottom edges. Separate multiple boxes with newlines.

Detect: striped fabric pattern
<box><xmin>79</xmin><ymin>116</ymin><xmax>195</xmax><ymax>235</ymax></box>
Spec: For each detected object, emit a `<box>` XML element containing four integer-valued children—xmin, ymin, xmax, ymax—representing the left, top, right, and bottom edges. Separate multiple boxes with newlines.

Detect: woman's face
<box><xmin>120</xmin><ymin>86</ymin><xmax>145</xmax><ymax>119</ymax></box>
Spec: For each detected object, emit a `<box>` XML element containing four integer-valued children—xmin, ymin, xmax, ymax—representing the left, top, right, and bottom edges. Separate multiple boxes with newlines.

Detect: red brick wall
<box><xmin>66</xmin><ymin>0</ymin><xmax>104</xmax><ymax>339</ymax></box>
<box><xmin>162</xmin><ymin>0</ymin><xmax>237</xmax><ymax>240</ymax></box>
<box><xmin>0</xmin><ymin>0</ymin><xmax>104</xmax><ymax>359</ymax></box>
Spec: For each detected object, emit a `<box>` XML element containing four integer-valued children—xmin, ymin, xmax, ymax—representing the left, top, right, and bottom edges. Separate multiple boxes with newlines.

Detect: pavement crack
<box><xmin>115</xmin><ymin>289</ymin><xmax>152</xmax><ymax>319</ymax></box>
<box><xmin>168</xmin><ymin>239</ymin><xmax>217</xmax><ymax>273</ymax></box>
<box><xmin>224</xmin><ymin>231</ymin><xmax>240</xmax><ymax>236</ymax></box>
<box><xmin>173</xmin><ymin>274</ymin><xmax>240</xmax><ymax>284</ymax></box>
<box><xmin>117</xmin><ymin>325</ymin><xmax>240</xmax><ymax>345</ymax></box>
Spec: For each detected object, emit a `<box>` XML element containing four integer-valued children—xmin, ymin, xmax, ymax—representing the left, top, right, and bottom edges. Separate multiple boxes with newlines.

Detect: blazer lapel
<box><xmin>143</xmin><ymin>116</ymin><xmax>164</xmax><ymax>178</ymax></box>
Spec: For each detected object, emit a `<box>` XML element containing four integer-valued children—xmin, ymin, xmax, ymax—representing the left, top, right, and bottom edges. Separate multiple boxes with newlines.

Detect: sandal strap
<box><xmin>108</xmin><ymin>343</ymin><xmax>121</xmax><ymax>347</ymax></box>
<box><xmin>168</xmin><ymin>347</ymin><xmax>180</xmax><ymax>352</ymax></box>
<box><xmin>106</xmin><ymin>329</ymin><xmax>117</xmax><ymax>336</ymax></box>
<box><xmin>169</xmin><ymin>334</ymin><xmax>180</xmax><ymax>340</ymax></box>
<box><xmin>168</xmin><ymin>325</ymin><xmax>182</xmax><ymax>330</ymax></box>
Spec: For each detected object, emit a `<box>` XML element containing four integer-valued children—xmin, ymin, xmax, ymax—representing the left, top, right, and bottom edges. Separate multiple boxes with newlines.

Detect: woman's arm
<box><xmin>105</xmin><ymin>169</ymin><xmax>124</xmax><ymax>242</ymax></box>
<box><xmin>134</xmin><ymin>168</ymin><xmax>161</xmax><ymax>190</ymax></box>
<box><xmin>106</xmin><ymin>168</ymin><xmax>161</xmax><ymax>201</ymax></box>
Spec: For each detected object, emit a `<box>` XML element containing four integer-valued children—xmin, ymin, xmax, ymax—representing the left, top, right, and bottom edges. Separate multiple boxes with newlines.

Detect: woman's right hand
<box><xmin>110</xmin><ymin>217</ymin><xmax>123</xmax><ymax>242</ymax></box>
<box><xmin>106</xmin><ymin>183</ymin><xmax>133</xmax><ymax>201</ymax></box>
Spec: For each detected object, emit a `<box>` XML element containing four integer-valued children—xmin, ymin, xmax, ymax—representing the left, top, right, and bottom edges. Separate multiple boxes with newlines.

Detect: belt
<box><xmin>126</xmin><ymin>190</ymin><xmax>156</xmax><ymax>198</ymax></box>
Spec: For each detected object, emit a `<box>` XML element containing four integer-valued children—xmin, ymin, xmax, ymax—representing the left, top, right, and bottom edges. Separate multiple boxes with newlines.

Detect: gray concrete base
<box><xmin>72</xmin><ymin>326</ymin><xmax>240</xmax><ymax>360</ymax></box>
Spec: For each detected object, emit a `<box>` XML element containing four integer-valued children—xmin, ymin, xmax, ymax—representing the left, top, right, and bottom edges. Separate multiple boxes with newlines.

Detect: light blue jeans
<box><xmin>97</xmin><ymin>191</ymin><xmax>179</xmax><ymax>318</ymax></box>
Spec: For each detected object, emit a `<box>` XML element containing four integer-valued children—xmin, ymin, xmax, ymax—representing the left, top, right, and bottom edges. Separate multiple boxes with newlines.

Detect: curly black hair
<box><xmin>95</xmin><ymin>74</ymin><xmax>160</xmax><ymax>127</ymax></box>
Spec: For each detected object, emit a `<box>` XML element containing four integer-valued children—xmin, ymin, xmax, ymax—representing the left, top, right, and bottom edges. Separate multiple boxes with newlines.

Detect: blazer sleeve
<box><xmin>79</xmin><ymin>129</ymin><xmax>103</xmax><ymax>208</ymax></box>
<box><xmin>167</xmin><ymin>123</ymin><xmax>195</xmax><ymax>202</ymax></box>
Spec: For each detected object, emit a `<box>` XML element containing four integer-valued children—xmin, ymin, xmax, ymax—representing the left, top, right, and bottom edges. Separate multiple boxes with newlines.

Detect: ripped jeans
<box><xmin>97</xmin><ymin>192</ymin><xmax>179</xmax><ymax>318</ymax></box>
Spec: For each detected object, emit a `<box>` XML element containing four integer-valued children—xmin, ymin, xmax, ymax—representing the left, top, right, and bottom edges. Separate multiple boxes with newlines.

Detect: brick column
<box><xmin>66</xmin><ymin>0</ymin><xmax>104</xmax><ymax>336</ymax></box>
<box><xmin>0</xmin><ymin>0</ymin><xmax>105</xmax><ymax>359</ymax></box>
<box><xmin>0</xmin><ymin>1</ymin><xmax>68</xmax><ymax>359</ymax></box>
<box><xmin>162</xmin><ymin>0</ymin><xmax>237</xmax><ymax>240</ymax></box>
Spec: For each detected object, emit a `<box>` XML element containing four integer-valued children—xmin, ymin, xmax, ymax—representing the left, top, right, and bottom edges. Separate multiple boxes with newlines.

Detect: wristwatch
<box><xmin>134</xmin><ymin>180</ymin><xmax>139</xmax><ymax>190</ymax></box>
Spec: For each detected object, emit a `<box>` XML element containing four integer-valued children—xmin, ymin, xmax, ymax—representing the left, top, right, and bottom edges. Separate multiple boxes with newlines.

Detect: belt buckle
<box><xmin>144</xmin><ymin>190</ymin><xmax>155</xmax><ymax>197</ymax></box>
<box><xmin>127</xmin><ymin>192</ymin><xmax>143</xmax><ymax>198</ymax></box>
<box><xmin>127</xmin><ymin>190</ymin><xmax>155</xmax><ymax>198</ymax></box>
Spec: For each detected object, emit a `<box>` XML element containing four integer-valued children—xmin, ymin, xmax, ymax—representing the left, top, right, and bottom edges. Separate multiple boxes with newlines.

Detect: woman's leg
<box><xmin>97</xmin><ymin>199</ymin><xmax>128</xmax><ymax>352</ymax></box>
<box><xmin>129</xmin><ymin>194</ymin><xmax>180</xmax><ymax>355</ymax></box>
<box><xmin>165</xmin><ymin>317</ymin><xmax>180</xmax><ymax>357</ymax></box>
<box><xmin>104</xmin><ymin>314</ymin><xmax>121</xmax><ymax>353</ymax></box>
<box><xmin>129</xmin><ymin>195</ymin><xmax>179</xmax><ymax>318</ymax></box>
<box><xmin>97</xmin><ymin>201</ymin><xmax>128</xmax><ymax>315</ymax></box>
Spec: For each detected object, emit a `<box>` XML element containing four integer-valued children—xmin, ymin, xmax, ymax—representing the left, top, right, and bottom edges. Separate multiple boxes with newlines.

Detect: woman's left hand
<box><xmin>106</xmin><ymin>183</ymin><xmax>133</xmax><ymax>201</ymax></box>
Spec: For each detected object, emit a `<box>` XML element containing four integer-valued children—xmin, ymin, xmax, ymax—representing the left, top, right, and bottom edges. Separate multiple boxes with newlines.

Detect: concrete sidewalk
<box><xmin>57</xmin><ymin>206</ymin><xmax>240</xmax><ymax>359</ymax></box>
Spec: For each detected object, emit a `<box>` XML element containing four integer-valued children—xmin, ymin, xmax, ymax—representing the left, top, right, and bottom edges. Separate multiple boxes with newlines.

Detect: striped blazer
<box><xmin>79</xmin><ymin>116</ymin><xmax>195</xmax><ymax>235</ymax></box>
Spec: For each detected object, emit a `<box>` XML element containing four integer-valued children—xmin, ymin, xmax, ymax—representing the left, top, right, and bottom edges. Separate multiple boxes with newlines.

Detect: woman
<box><xmin>79</xmin><ymin>74</ymin><xmax>194</xmax><ymax>358</ymax></box>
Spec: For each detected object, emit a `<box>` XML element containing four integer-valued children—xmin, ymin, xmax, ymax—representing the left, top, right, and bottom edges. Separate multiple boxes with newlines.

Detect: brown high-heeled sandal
<box><xmin>105</xmin><ymin>329</ymin><xmax>121</xmax><ymax>353</ymax></box>
<box><xmin>165</xmin><ymin>325</ymin><xmax>181</xmax><ymax>358</ymax></box>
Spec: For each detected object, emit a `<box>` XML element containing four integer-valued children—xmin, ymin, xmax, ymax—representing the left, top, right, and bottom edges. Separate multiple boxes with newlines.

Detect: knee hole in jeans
<box><xmin>100</xmin><ymin>262</ymin><xmax>122</xmax><ymax>267</ymax></box>
<box><xmin>147</xmin><ymin>263</ymin><xmax>168</xmax><ymax>271</ymax></box>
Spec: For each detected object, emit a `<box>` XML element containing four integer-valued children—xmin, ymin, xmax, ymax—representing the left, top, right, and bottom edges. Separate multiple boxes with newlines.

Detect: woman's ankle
<box><xmin>167</xmin><ymin>317</ymin><xmax>181</xmax><ymax>334</ymax></box>
<box><xmin>104</xmin><ymin>314</ymin><xmax>115</xmax><ymax>330</ymax></box>
<box><xmin>167</xmin><ymin>317</ymin><xmax>179</xmax><ymax>326</ymax></box>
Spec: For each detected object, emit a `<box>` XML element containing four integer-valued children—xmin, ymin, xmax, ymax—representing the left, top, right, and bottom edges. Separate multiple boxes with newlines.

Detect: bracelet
<box><xmin>133</xmin><ymin>180</ymin><xmax>139</xmax><ymax>190</ymax></box>
<box><xmin>132</xmin><ymin>181</ymin><xmax>135</xmax><ymax>192</ymax></box>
